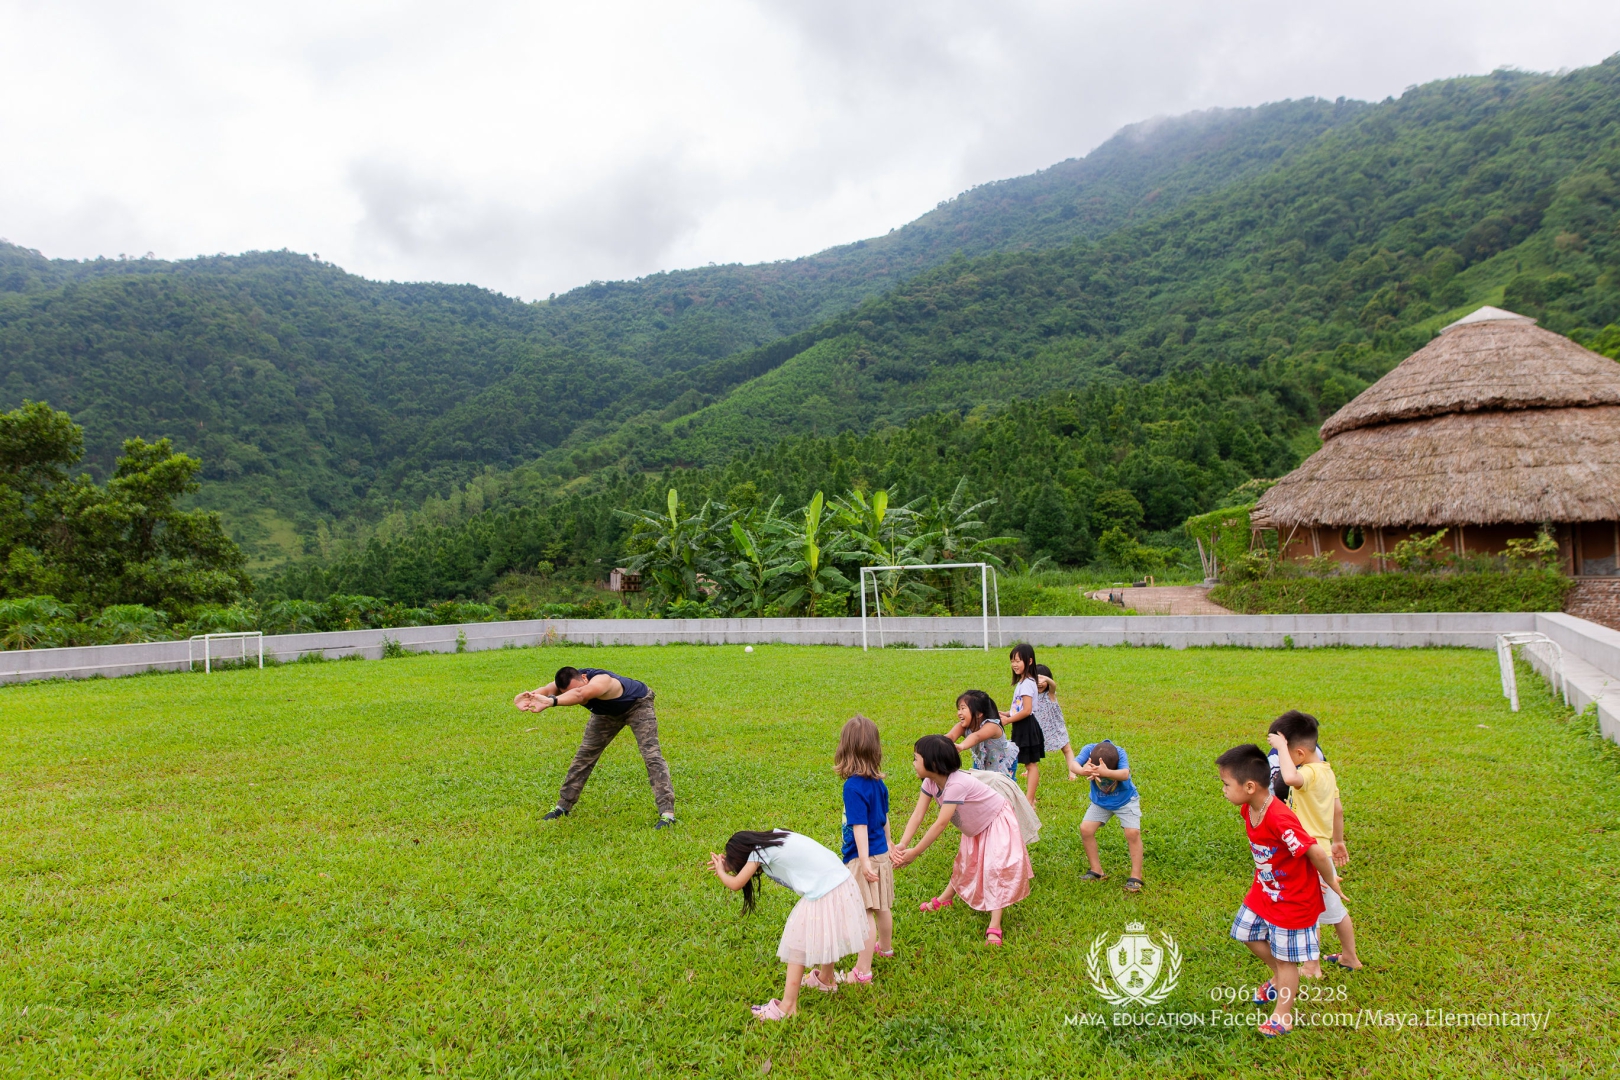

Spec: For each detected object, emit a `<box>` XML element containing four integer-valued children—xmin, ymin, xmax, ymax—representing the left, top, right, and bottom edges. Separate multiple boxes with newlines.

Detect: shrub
<box><xmin>1211</xmin><ymin>568</ymin><xmax>1573</xmax><ymax>614</ymax></box>
<box><xmin>993</xmin><ymin>576</ymin><xmax>1126</xmax><ymax>616</ymax></box>
<box><xmin>814</xmin><ymin>592</ymin><xmax>850</xmax><ymax>617</ymax></box>
<box><xmin>93</xmin><ymin>604</ymin><xmax>169</xmax><ymax>643</ymax></box>
<box><xmin>0</xmin><ymin>595</ymin><xmax>77</xmax><ymax>649</ymax></box>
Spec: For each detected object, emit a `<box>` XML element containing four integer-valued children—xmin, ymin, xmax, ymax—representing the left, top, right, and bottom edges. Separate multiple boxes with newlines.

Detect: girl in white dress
<box><xmin>710</xmin><ymin>829</ymin><xmax>870</xmax><ymax>1021</ymax></box>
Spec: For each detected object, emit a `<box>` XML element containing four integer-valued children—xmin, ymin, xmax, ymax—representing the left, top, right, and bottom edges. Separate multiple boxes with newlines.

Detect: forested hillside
<box><xmin>0</xmin><ymin>99</ymin><xmax>1344</xmax><ymax>566</ymax></box>
<box><xmin>564</xmin><ymin>62</ymin><xmax>1620</xmax><ymax>473</ymax></box>
<box><xmin>265</xmin><ymin>364</ymin><xmax>1301</xmax><ymax>604</ymax></box>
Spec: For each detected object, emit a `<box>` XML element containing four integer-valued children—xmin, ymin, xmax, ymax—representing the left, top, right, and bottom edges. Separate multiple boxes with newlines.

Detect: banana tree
<box><xmin>776</xmin><ymin>491</ymin><xmax>852</xmax><ymax>615</ymax></box>
<box><xmin>715</xmin><ymin>497</ymin><xmax>793</xmax><ymax>616</ymax></box>
<box><xmin>834</xmin><ymin>487</ymin><xmax>934</xmax><ymax>615</ymax></box>
<box><xmin>911</xmin><ymin>477</ymin><xmax>1018</xmax><ymax>614</ymax></box>
<box><xmin>617</xmin><ymin>488</ymin><xmax>733</xmax><ymax>606</ymax></box>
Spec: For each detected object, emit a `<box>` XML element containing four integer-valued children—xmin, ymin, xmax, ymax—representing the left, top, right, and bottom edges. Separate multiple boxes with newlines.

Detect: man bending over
<box><xmin>515</xmin><ymin>666</ymin><xmax>676</xmax><ymax>829</ymax></box>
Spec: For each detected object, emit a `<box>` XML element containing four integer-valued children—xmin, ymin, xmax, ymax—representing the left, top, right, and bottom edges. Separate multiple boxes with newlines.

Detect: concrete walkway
<box><xmin>1087</xmin><ymin>585</ymin><xmax>1234</xmax><ymax>615</ymax></box>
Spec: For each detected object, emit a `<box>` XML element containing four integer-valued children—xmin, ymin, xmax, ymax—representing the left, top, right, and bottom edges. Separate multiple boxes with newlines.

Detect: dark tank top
<box><xmin>579</xmin><ymin>668</ymin><xmax>651</xmax><ymax>715</ymax></box>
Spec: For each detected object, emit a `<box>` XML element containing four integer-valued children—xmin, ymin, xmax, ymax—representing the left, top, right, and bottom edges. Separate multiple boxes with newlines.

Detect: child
<box><xmin>835</xmin><ymin>714</ymin><xmax>895</xmax><ymax>983</ymax></box>
<box><xmin>1076</xmin><ymin>740</ymin><xmax>1144</xmax><ymax>892</ymax></box>
<box><xmin>891</xmin><ymin>734</ymin><xmax>1033</xmax><ymax>946</ymax></box>
<box><xmin>1031</xmin><ymin>663</ymin><xmax>1083</xmax><ymax>779</ymax></box>
<box><xmin>948</xmin><ymin>689</ymin><xmax>1018</xmax><ymax>778</ymax></box>
<box><xmin>1266</xmin><ymin>711</ymin><xmax>1361</xmax><ymax>976</ymax></box>
<box><xmin>1000</xmin><ymin>644</ymin><xmax>1047</xmax><ymax>804</ymax></box>
<box><xmin>1215</xmin><ymin>744</ymin><xmax>1348</xmax><ymax>1037</ymax></box>
<box><xmin>709</xmin><ymin>829</ymin><xmax>871</xmax><ymax>1021</ymax></box>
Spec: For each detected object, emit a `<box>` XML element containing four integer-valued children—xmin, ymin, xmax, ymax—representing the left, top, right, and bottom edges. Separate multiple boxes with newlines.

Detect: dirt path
<box><xmin>1086</xmin><ymin>585</ymin><xmax>1234</xmax><ymax>615</ymax></box>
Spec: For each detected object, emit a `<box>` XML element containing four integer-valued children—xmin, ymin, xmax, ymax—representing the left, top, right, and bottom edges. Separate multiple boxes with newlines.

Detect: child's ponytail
<box><xmin>723</xmin><ymin>830</ymin><xmax>789</xmax><ymax>912</ymax></box>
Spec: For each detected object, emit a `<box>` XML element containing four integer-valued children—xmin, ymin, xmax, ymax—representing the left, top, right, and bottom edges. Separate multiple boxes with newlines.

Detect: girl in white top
<box><xmin>710</xmin><ymin>829</ymin><xmax>870</xmax><ymax>1021</ymax></box>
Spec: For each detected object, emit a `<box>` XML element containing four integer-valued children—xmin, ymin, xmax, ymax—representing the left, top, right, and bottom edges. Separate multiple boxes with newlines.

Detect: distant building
<box><xmin>1252</xmin><ymin>306</ymin><xmax>1620</xmax><ymax>621</ymax></box>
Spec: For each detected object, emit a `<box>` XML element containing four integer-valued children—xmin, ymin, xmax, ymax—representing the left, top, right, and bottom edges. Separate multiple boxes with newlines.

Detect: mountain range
<box><xmin>3</xmin><ymin>57</ymin><xmax>1620</xmax><ymax>579</ymax></box>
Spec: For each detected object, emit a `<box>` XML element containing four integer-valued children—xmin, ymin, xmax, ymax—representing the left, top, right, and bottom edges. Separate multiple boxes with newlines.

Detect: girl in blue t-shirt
<box><xmin>834</xmin><ymin>714</ymin><xmax>893</xmax><ymax>983</ymax></box>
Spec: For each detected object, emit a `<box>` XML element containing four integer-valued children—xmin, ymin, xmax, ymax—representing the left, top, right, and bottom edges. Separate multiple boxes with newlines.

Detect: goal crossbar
<box><xmin>860</xmin><ymin>562</ymin><xmax>1002</xmax><ymax>651</ymax></box>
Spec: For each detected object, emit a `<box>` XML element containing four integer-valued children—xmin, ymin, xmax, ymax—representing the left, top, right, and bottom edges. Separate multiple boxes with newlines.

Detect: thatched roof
<box><xmin>1254</xmin><ymin>307</ymin><xmax>1620</xmax><ymax>530</ymax></box>
<box><xmin>1252</xmin><ymin>405</ymin><xmax>1620</xmax><ymax>528</ymax></box>
<box><xmin>1319</xmin><ymin>311</ymin><xmax>1620</xmax><ymax>439</ymax></box>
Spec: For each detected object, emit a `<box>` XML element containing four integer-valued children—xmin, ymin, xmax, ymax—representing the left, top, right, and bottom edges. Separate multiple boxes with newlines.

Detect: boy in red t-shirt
<box><xmin>1216</xmin><ymin>744</ymin><xmax>1347</xmax><ymax>1037</ymax></box>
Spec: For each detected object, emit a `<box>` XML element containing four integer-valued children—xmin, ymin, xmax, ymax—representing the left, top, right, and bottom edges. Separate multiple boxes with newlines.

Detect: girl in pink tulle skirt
<box><xmin>891</xmin><ymin>734</ymin><xmax>1033</xmax><ymax>946</ymax></box>
<box><xmin>710</xmin><ymin>829</ymin><xmax>870</xmax><ymax>1020</ymax></box>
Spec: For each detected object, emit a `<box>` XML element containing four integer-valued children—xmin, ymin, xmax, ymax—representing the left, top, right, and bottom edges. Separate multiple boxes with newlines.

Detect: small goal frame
<box><xmin>189</xmin><ymin>631</ymin><xmax>264</xmax><ymax>673</ymax></box>
<box><xmin>859</xmin><ymin>562</ymin><xmax>1002</xmax><ymax>651</ymax></box>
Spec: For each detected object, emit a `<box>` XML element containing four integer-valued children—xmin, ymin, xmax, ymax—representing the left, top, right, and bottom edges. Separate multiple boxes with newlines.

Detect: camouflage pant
<box><xmin>556</xmin><ymin>692</ymin><xmax>675</xmax><ymax>816</ymax></box>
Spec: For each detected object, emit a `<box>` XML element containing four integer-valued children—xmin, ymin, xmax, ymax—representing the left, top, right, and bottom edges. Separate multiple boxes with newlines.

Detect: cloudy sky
<box><xmin>3</xmin><ymin>1</ymin><xmax>1618</xmax><ymax>300</ymax></box>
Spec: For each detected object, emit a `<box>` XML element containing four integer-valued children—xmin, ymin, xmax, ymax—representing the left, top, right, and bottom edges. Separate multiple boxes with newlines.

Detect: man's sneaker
<box><xmin>542</xmin><ymin>807</ymin><xmax>569</xmax><ymax>821</ymax></box>
<box><xmin>653</xmin><ymin>814</ymin><xmax>676</xmax><ymax>830</ymax></box>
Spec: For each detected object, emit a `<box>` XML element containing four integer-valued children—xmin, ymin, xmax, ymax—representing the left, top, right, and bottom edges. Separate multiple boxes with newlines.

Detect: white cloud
<box><xmin>1</xmin><ymin>0</ymin><xmax>1617</xmax><ymax>298</ymax></box>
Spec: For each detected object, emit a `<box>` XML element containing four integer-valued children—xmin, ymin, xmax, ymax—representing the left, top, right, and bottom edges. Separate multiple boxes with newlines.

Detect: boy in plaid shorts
<box><xmin>1216</xmin><ymin>744</ymin><xmax>1347</xmax><ymax>1037</ymax></box>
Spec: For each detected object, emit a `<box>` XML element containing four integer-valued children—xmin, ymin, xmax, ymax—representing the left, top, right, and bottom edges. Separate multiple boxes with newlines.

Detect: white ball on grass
<box><xmin>744</xmin><ymin>645</ymin><xmax>754</xmax><ymax>653</ymax></box>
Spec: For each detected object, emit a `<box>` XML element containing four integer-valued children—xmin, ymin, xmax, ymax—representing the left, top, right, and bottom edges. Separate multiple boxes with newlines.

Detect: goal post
<box><xmin>859</xmin><ymin>562</ymin><xmax>1002</xmax><ymax>651</ymax></box>
<box><xmin>189</xmin><ymin>631</ymin><xmax>264</xmax><ymax>673</ymax></box>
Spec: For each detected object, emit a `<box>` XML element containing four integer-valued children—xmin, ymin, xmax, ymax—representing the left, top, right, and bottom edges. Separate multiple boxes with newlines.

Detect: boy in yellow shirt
<box><xmin>1267</xmin><ymin>710</ymin><xmax>1363</xmax><ymax>976</ymax></box>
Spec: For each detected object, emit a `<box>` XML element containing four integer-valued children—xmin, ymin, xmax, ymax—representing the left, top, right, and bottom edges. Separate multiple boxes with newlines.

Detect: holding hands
<box><xmin>514</xmin><ymin>690</ymin><xmax>552</xmax><ymax>713</ymax></box>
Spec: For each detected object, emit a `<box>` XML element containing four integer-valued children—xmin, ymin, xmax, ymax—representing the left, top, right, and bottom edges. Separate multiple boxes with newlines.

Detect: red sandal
<box><xmin>986</xmin><ymin>926</ymin><xmax>1004</xmax><ymax>946</ymax></box>
<box><xmin>919</xmin><ymin>895</ymin><xmax>954</xmax><ymax>913</ymax></box>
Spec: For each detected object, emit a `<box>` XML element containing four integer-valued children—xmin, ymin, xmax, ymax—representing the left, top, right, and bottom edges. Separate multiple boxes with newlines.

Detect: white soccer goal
<box><xmin>1496</xmin><ymin>632</ymin><xmax>1565</xmax><ymax>712</ymax></box>
<box><xmin>860</xmin><ymin>562</ymin><xmax>1002</xmax><ymax>651</ymax></box>
<box><xmin>189</xmin><ymin>631</ymin><xmax>264</xmax><ymax>673</ymax></box>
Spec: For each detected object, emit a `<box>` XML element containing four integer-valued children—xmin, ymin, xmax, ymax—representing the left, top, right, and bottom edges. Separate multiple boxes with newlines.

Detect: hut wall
<box><xmin>1575</xmin><ymin>521</ymin><xmax>1620</xmax><ymax>577</ymax></box>
<box><xmin>1282</xmin><ymin>525</ymin><xmax>1420</xmax><ymax>569</ymax></box>
<box><xmin>1278</xmin><ymin>521</ymin><xmax>1610</xmax><ymax>572</ymax></box>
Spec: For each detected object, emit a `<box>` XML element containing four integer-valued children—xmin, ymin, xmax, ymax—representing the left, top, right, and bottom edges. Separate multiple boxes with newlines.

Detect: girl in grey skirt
<box><xmin>1032</xmin><ymin>663</ymin><xmax>1082</xmax><ymax>779</ymax></box>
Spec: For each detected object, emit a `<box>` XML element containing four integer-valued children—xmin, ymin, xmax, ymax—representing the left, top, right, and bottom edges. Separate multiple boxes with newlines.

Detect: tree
<box><xmin>776</xmin><ymin>492</ymin><xmax>853</xmax><ymax>615</ymax></box>
<box><xmin>0</xmin><ymin>402</ymin><xmax>251</xmax><ymax>617</ymax></box>
<box><xmin>618</xmin><ymin>488</ymin><xmax>734</xmax><ymax>607</ymax></box>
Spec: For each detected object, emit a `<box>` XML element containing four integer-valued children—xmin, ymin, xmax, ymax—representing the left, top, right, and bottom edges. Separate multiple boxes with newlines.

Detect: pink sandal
<box><xmin>919</xmin><ymin>895</ymin><xmax>954</xmax><ymax>913</ymax></box>
<box><xmin>799</xmin><ymin>969</ymin><xmax>837</xmax><ymax>993</ymax></box>
<box><xmin>835</xmin><ymin>967</ymin><xmax>873</xmax><ymax>985</ymax></box>
<box><xmin>751</xmin><ymin>999</ymin><xmax>790</xmax><ymax>1021</ymax></box>
<box><xmin>986</xmin><ymin>926</ymin><xmax>1004</xmax><ymax>946</ymax></box>
<box><xmin>875</xmin><ymin>946</ymin><xmax>896</xmax><ymax>959</ymax></box>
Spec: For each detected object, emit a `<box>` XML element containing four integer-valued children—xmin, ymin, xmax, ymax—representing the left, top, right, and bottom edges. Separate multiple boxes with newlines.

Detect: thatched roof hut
<box><xmin>1253</xmin><ymin>307</ymin><xmax>1620</xmax><ymax>535</ymax></box>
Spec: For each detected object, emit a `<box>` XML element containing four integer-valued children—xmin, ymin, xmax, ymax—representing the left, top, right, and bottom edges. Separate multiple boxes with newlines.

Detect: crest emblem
<box><xmin>1087</xmin><ymin>922</ymin><xmax>1182</xmax><ymax>1006</ymax></box>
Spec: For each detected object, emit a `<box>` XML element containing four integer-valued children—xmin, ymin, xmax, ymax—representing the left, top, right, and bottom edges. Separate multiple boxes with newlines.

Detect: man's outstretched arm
<box><xmin>553</xmin><ymin>674</ymin><xmax>614</xmax><ymax>707</ymax></box>
<box><xmin>515</xmin><ymin>674</ymin><xmax>615</xmax><ymax>712</ymax></box>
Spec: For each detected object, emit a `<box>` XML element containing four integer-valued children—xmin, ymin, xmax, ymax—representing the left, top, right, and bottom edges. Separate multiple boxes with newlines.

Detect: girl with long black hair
<box><xmin>710</xmin><ymin>828</ymin><xmax>870</xmax><ymax>1020</ymax></box>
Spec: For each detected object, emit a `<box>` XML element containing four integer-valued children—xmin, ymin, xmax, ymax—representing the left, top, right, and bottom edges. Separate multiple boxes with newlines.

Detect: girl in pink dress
<box><xmin>890</xmin><ymin>734</ymin><xmax>1033</xmax><ymax>945</ymax></box>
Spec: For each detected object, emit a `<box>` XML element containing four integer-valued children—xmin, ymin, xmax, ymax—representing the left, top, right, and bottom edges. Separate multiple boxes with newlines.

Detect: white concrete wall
<box><xmin>0</xmin><ymin>611</ymin><xmax>1544</xmax><ymax>679</ymax></box>
<box><xmin>5</xmin><ymin>609</ymin><xmax>1608</xmax><ymax>741</ymax></box>
<box><xmin>1530</xmin><ymin>613</ymin><xmax>1620</xmax><ymax>743</ymax></box>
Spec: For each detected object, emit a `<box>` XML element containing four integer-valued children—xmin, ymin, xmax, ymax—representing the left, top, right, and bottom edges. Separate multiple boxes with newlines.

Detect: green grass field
<box><xmin>1</xmin><ymin>644</ymin><xmax>1617</xmax><ymax>1078</ymax></box>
